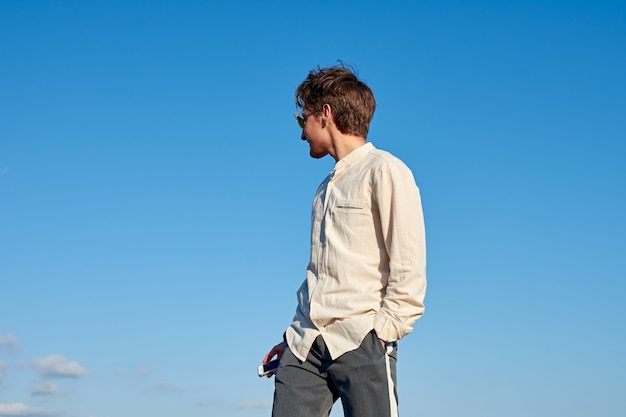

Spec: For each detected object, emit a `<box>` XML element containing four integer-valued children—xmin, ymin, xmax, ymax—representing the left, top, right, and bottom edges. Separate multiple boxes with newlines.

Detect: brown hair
<box><xmin>295</xmin><ymin>64</ymin><xmax>376</xmax><ymax>138</ymax></box>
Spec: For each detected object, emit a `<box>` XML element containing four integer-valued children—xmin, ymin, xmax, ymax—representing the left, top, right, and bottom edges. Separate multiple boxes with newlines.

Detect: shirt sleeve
<box><xmin>372</xmin><ymin>158</ymin><xmax>427</xmax><ymax>342</ymax></box>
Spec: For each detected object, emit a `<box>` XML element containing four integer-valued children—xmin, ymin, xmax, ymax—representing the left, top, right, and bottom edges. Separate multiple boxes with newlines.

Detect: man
<box><xmin>263</xmin><ymin>64</ymin><xmax>427</xmax><ymax>417</ymax></box>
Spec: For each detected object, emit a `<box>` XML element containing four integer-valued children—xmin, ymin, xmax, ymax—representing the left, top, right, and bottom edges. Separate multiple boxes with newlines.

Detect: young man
<box><xmin>263</xmin><ymin>65</ymin><xmax>427</xmax><ymax>417</ymax></box>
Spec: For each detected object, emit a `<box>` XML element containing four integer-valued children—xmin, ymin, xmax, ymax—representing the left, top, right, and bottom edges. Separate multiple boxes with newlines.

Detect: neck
<box><xmin>331</xmin><ymin>133</ymin><xmax>367</xmax><ymax>161</ymax></box>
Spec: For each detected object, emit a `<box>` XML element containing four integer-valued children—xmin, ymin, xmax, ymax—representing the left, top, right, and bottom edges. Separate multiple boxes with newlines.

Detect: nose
<box><xmin>301</xmin><ymin>130</ymin><xmax>307</xmax><ymax>141</ymax></box>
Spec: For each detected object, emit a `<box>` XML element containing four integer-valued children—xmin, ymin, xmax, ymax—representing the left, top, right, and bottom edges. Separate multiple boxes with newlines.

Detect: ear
<box><xmin>322</xmin><ymin>103</ymin><xmax>333</xmax><ymax>126</ymax></box>
<box><xmin>322</xmin><ymin>103</ymin><xmax>332</xmax><ymax>119</ymax></box>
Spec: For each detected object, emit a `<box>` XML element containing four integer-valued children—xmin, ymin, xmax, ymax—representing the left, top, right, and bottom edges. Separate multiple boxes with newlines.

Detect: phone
<box><xmin>257</xmin><ymin>358</ymin><xmax>280</xmax><ymax>377</ymax></box>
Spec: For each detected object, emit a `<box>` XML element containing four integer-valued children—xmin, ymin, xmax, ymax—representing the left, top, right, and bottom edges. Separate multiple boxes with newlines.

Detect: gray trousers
<box><xmin>272</xmin><ymin>331</ymin><xmax>399</xmax><ymax>417</ymax></box>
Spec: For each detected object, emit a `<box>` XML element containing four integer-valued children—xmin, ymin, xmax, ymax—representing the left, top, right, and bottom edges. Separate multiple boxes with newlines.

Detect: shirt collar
<box><xmin>331</xmin><ymin>142</ymin><xmax>375</xmax><ymax>179</ymax></box>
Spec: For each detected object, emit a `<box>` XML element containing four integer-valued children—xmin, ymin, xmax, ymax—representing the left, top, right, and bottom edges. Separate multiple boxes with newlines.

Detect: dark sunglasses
<box><xmin>294</xmin><ymin>112</ymin><xmax>306</xmax><ymax>129</ymax></box>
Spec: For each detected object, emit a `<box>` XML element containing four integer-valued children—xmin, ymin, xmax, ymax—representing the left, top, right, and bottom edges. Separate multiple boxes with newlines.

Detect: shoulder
<box><xmin>369</xmin><ymin>147</ymin><xmax>402</xmax><ymax>164</ymax></box>
<box><xmin>366</xmin><ymin>146</ymin><xmax>414</xmax><ymax>177</ymax></box>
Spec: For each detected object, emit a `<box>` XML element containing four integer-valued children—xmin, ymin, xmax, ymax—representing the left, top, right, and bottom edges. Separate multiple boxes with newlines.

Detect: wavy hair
<box><xmin>296</xmin><ymin>64</ymin><xmax>376</xmax><ymax>138</ymax></box>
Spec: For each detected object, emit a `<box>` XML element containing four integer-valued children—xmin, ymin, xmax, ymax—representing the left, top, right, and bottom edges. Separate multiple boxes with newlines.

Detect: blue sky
<box><xmin>1</xmin><ymin>1</ymin><xmax>624</xmax><ymax>416</ymax></box>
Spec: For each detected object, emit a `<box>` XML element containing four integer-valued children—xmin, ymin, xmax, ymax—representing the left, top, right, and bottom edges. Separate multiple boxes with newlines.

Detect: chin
<box><xmin>309</xmin><ymin>149</ymin><xmax>328</xmax><ymax>159</ymax></box>
<box><xmin>310</xmin><ymin>152</ymin><xmax>327</xmax><ymax>159</ymax></box>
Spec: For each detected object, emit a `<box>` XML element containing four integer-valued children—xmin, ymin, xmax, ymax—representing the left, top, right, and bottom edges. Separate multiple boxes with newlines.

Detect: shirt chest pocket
<box><xmin>329</xmin><ymin>199</ymin><xmax>372</xmax><ymax>234</ymax></box>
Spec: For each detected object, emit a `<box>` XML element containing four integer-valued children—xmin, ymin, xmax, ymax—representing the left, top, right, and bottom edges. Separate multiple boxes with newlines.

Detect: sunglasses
<box><xmin>294</xmin><ymin>112</ymin><xmax>306</xmax><ymax>129</ymax></box>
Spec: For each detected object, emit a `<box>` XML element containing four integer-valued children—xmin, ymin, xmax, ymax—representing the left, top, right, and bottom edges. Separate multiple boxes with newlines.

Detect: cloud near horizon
<box><xmin>0</xmin><ymin>402</ymin><xmax>58</xmax><ymax>417</ymax></box>
<box><xmin>31</xmin><ymin>355</ymin><xmax>88</xmax><ymax>378</ymax></box>
<box><xmin>236</xmin><ymin>400</ymin><xmax>272</xmax><ymax>409</ymax></box>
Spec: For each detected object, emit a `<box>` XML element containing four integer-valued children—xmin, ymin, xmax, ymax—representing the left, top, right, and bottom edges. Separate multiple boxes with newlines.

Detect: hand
<box><xmin>379</xmin><ymin>338</ymin><xmax>386</xmax><ymax>349</ymax></box>
<box><xmin>262</xmin><ymin>341</ymin><xmax>287</xmax><ymax>378</ymax></box>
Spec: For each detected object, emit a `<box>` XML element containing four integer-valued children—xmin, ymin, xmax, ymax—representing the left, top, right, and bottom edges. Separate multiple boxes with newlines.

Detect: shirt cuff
<box><xmin>373</xmin><ymin>310</ymin><xmax>413</xmax><ymax>342</ymax></box>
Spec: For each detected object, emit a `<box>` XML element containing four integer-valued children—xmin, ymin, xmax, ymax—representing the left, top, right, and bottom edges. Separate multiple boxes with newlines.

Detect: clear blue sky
<box><xmin>1</xmin><ymin>1</ymin><xmax>624</xmax><ymax>416</ymax></box>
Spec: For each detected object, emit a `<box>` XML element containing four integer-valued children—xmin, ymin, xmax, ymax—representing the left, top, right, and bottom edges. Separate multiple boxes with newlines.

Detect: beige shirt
<box><xmin>285</xmin><ymin>142</ymin><xmax>427</xmax><ymax>361</ymax></box>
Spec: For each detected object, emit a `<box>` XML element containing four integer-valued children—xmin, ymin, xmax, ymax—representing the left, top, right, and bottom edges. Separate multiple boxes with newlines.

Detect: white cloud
<box><xmin>0</xmin><ymin>333</ymin><xmax>19</xmax><ymax>354</ymax></box>
<box><xmin>31</xmin><ymin>355</ymin><xmax>88</xmax><ymax>378</ymax></box>
<box><xmin>31</xmin><ymin>382</ymin><xmax>59</xmax><ymax>396</ymax></box>
<box><xmin>0</xmin><ymin>402</ymin><xmax>58</xmax><ymax>416</ymax></box>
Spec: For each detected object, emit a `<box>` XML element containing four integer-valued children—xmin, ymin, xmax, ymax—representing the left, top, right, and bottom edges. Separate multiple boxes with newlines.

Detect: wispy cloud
<box><xmin>236</xmin><ymin>400</ymin><xmax>272</xmax><ymax>409</ymax></box>
<box><xmin>195</xmin><ymin>399</ymin><xmax>231</xmax><ymax>408</ymax></box>
<box><xmin>195</xmin><ymin>398</ymin><xmax>271</xmax><ymax>410</ymax></box>
<box><xmin>31</xmin><ymin>382</ymin><xmax>59</xmax><ymax>396</ymax></box>
<box><xmin>114</xmin><ymin>366</ymin><xmax>150</xmax><ymax>378</ymax></box>
<box><xmin>31</xmin><ymin>355</ymin><xmax>88</xmax><ymax>378</ymax></box>
<box><xmin>0</xmin><ymin>402</ymin><xmax>58</xmax><ymax>417</ymax></box>
<box><xmin>149</xmin><ymin>380</ymin><xmax>180</xmax><ymax>395</ymax></box>
<box><xmin>0</xmin><ymin>360</ymin><xmax>8</xmax><ymax>386</ymax></box>
<box><xmin>0</xmin><ymin>359</ymin><xmax>25</xmax><ymax>384</ymax></box>
<box><xmin>0</xmin><ymin>333</ymin><xmax>19</xmax><ymax>354</ymax></box>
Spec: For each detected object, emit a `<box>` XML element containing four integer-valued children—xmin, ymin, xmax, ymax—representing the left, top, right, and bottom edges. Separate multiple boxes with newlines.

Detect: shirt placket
<box><xmin>310</xmin><ymin>170</ymin><xmax>338</xmax><ymax>330</ymax></box>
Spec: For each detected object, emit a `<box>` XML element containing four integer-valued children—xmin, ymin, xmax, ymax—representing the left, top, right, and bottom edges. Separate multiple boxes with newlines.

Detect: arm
<box><xmin>372</xmin><ymin>160</ymin><xmax>427</xmax><ymax>342</ymax></box>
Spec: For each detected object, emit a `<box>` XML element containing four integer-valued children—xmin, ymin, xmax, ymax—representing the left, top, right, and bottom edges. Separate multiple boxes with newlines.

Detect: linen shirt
<box><xmin>285</xmin><ymin>142</ymin><xmax>427</xmax><ymax>361</ymax></box>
